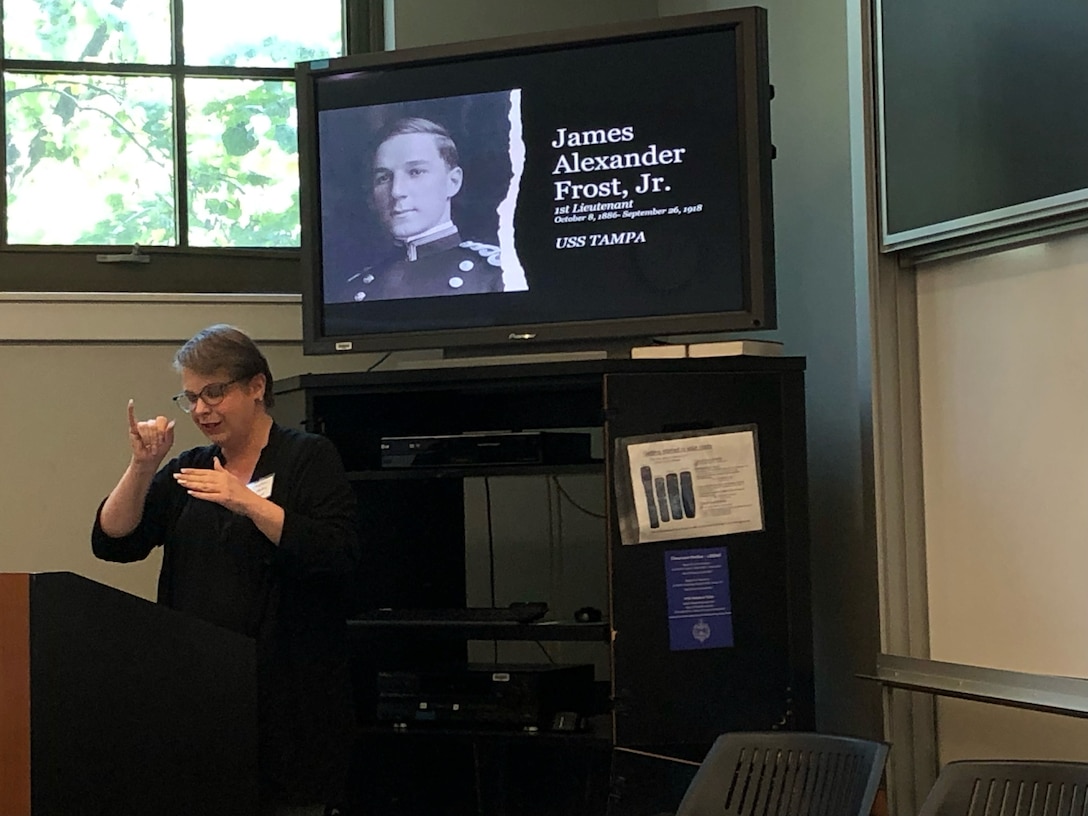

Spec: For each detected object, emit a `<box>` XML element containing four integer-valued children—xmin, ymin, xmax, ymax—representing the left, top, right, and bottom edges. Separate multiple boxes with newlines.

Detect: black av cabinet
<box><xmin>274</xmin><ymin>357</ymin><xmax>814</xmax><ymax>816</ymax></box>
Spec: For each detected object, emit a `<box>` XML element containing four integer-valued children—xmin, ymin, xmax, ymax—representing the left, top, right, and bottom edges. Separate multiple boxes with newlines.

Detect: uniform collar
<box><xmin>400</xmin><ymin>221</ymin><xmax>458</xmax><ymax>261</ymax></box>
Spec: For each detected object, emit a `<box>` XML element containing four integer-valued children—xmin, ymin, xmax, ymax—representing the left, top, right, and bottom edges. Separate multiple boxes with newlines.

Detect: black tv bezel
<box><xmin>296</xmin><ymin>7</ymin><xmax>775</xmax><ymax>356</ymax></box>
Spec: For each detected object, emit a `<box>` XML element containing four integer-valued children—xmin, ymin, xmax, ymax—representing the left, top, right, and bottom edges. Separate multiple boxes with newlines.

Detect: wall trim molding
<box><xmin>0</xmin><ymin>292</ymin><xmax>301</xmax><ymax>304</ymax></box>
<box><xmin>0</xmin><ymin>295</ymin><xmax>304</xmax><ymax>343</ymax></box>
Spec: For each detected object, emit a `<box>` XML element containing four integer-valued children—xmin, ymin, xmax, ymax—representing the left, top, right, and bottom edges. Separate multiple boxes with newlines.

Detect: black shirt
<box><xmin>92</xmin><ymin>423</ymin><xmax>360</xmax><ymax>805</ymax></box>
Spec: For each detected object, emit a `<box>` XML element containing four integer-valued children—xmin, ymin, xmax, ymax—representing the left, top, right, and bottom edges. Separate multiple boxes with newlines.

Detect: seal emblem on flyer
<box><xmin>692</xmin><ymin>619</ymin><xmax>711</xmax><ymax>643</ymax></box>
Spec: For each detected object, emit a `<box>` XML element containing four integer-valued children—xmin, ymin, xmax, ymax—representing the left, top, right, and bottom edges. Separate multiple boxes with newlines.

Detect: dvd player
<box><xmin>376</xmin><ymin>663</ymin><xmax>596</xmax><ymax>730</ymax></box>
<box><xmin>380</xmin><ymin>430</ymin><xmax>592</xmax><ymax>468</ymax></box>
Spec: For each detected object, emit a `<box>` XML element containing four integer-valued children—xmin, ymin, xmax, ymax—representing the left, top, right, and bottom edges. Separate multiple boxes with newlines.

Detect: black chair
<box><xmin>918</xmin><ymin>760</ymin><xmax>1088</xmax><ymax>816</ymax></box>
<box><xmin>674</xmin><ymin>731</ymin><xmax>889</xmax><ymax>816</ymax></box>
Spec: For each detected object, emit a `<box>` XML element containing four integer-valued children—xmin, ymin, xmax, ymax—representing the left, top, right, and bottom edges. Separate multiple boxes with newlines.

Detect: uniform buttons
<box><xmin>448</xmin><ymin>276</ymin><xmax>465</xmax><ymax>289</ymax></box>
<box><xmin>353</xmin><ymin>291</ymin><xmax>367</xmax><ymax>301</ymax></box>
<box><xmin>362</xmin><ymin>274</ymin><xmax>375</xmax><ymax>284</ymax></box>
<box><xmin>459</xmin><ymin>260</ymin><xmax>474</xmax><ymax>272</ymax></box>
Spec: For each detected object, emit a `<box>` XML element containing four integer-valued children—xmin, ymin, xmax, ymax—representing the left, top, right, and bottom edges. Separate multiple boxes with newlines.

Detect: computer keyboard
<box><xmin>352</xmin><ymin>602</ymin><xmax>549</xmax><ymax>625</ymax></box>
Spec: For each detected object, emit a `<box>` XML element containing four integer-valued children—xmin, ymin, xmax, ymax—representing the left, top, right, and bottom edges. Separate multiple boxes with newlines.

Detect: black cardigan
<box><xmin>93</xmin><ymin>423</ymin><xmax>361</xmax><ymax>805</ymax></box>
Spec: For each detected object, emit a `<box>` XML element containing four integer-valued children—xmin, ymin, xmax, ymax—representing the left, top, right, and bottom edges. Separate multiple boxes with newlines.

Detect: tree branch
<box><xmin>9</xmin><ymin>84</ymin><xmax>166</xmax><ymax>166</ymax></box>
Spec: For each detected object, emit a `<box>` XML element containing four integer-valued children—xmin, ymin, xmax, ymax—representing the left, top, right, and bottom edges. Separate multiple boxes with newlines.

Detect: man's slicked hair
<box><xmin>376</xmin><ymin>117</ymin><xmax>460</xmax><ymax>170</ymax></box>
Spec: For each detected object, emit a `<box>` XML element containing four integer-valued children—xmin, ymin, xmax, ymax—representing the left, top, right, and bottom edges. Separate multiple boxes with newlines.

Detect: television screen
<box><xmin>296</xmin><ymin>7</ymin><xmax>775</xmax><ymax>356</ymax></box>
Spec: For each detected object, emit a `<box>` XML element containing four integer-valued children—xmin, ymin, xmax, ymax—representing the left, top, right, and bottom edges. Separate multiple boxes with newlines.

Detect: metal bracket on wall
<box><xmin>861</xmin><ymin>654</ymin><xmax>1088</xmax><ymax>719</ymax></box>
<box><xmin>96</xmin><ymin>244</ymin><xmax>150</xmax><ymax>264</ymax></box>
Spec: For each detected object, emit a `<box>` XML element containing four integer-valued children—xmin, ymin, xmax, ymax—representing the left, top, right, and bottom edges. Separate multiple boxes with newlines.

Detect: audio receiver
<box><xmin>380</xmin><ymin>431</ymin><xmax>593</xmax><ymax>468</ymax></box>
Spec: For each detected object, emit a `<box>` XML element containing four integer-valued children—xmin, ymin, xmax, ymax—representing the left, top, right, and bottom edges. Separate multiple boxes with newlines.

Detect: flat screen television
<box><xmin>296</xmin><ymin>7</ymin><xmax>775</xmax><ymax>356</ymax></box>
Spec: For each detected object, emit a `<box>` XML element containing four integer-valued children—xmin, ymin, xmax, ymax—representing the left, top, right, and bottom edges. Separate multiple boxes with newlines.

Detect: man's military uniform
<box><xmin>344</xmin><ymin>229</ymin><xmax>504</xmax><ymax>302</ymax></box>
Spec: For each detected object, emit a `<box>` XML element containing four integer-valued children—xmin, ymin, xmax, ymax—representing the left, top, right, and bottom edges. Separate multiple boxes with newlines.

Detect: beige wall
<box><xmin>391</xmin><ymin>0</ymin><xmax>658</xmax><ymax>48</ymax></box>
<box><xmin>916</xmin><ymin>229</ymin><xmax>1088</xmax><ymax>761</ymax></box>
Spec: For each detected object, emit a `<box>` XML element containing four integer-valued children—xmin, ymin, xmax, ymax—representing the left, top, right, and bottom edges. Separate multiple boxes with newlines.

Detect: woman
<box><xmin>92</xmin><ymin>324</ymin><xmax>360</xmax><ymax>816</ymax></box>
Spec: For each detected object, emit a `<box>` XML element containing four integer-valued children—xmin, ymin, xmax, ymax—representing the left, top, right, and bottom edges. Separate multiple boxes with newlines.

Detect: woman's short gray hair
<box><xmin>172</xmin><ymin>324</ymin><xmax>276</xmax><ymax>408</ymax></box>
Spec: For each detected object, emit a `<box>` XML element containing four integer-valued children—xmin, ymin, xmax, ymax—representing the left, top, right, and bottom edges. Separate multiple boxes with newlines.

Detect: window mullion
<box><xmin>3</xmin><ymin>59</ymin><xmax>173</xmax><ymax>76</ymax></box>
<box><xmin>1</xmin><ymin>4</ymin><xmax>7</xmax><ymax>247</ymax></box>
<box><xmin>345</xmin><ymin>0</ymin><xmax>385</xmax><ymax>55</ymax></box>
<box><xmin>173</xmin><ymin>0</ymin><xmax>188</xmax><ymax>247</ymax></box>
<box><xmin>174</xmin><ymin>72</ymin><xmax>189</xmax><ymax>249</ymax></box>
<box><xmin>5</xmin><ymin>58</ymin><xmax>290</xmax><ymax>80</ymax></box>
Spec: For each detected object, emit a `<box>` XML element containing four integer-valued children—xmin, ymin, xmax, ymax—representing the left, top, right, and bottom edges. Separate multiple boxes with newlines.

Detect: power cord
<box><xmin>484</xmin><ymin>476</ymin><xmax>498</xmax><ymax>663</ymax></box>
<box><xmin>365</xmin><ymin>351</ymin><xmax>393</xmax><ymax>372</ymax></box>
<box><xmin>551</xmin><ymin>476</ymin><xmax>606</xmax><ymax>519</ymax></box>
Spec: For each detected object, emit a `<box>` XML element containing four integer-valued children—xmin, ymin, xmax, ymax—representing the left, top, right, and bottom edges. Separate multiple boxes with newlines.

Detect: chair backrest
<box><xmin>675</xmin><ymin>731</ymin><xmax>889</xmax><ymax>816</ymax></box>
<box><xmin>919</xmin><ymin>760</ymin><xmax>1088</xmax><ymax>816</ymax></box>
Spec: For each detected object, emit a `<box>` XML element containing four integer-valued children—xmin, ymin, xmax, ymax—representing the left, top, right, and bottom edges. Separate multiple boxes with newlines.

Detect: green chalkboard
<box><xmin>878</xmin><ymin>0</ymin><xmax>1088</xmax><ymax>249</ymax></box>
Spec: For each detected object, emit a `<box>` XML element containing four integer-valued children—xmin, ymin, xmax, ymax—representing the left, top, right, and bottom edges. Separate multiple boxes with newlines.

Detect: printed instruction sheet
<box><xmin>617</xmin><ymin>425</ymin><xmax>763</xmax><ymax>545</ymax></box>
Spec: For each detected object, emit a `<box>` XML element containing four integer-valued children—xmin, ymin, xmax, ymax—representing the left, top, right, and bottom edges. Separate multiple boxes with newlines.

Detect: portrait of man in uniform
<box><xmin>343</xmin><ymin>116</ymin><xmax>507</xmax><ymax>302</ymax></box>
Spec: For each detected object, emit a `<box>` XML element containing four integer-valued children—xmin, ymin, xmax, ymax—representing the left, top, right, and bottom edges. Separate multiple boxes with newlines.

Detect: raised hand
<box><xmin>127</xmin><ymin>399</ymin><xmax>175</xmax><ymax>471</ymax></box>
<box><xmin>173</xmin><ymin>457</ymin><xmax>254</xmax><ymax>515</ymax></box>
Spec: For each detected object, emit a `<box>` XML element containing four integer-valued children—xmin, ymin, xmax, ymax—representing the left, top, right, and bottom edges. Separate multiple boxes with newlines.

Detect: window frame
<box><xmin>0</xmin><ymin>0</ymin><xmax>383</xmax><ymax>294</ymax></box>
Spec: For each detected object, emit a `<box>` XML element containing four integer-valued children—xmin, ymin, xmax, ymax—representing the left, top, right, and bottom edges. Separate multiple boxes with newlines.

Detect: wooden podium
<box><xmin>0</xmin><ymin>572</ymin><xmax>259</xmax><ymax>816</ymax></box>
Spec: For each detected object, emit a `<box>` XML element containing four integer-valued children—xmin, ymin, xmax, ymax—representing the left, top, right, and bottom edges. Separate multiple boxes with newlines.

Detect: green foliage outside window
<box><xmin>2</xmin><ymin>0</ymin><xmax>342</xmax><ymax>248</ymax></box>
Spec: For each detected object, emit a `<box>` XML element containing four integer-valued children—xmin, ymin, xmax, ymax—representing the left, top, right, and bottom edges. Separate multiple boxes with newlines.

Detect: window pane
<box><xmin>183</xmin><ymin>0</ymin><xmax>342</xmax><ymax>67</ymax></box>
<box><xmin>185</xmin><ymin>78</ymin><xmax>299</xmax><ymax>248</ymax></box>
<box><xmin>3</xmin><ymin>0</ymin><xmax>171</xmax><ymax>64</ymax></box>
<box><xmin>5</xmin><ymin>72</ymin><xmax>175</xmax><ymax>245</ymax></box>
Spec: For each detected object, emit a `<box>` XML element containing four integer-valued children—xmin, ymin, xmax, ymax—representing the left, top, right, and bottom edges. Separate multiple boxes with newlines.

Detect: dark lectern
<box><xmin>0</xmin><ymin>572</ymin><xmax>258</xmax><ymax>816</ymax></box>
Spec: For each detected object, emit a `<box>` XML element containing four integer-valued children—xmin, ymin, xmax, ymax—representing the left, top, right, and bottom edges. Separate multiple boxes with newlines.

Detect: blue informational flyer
<box><xmin>664</xmin><ymin>546</ymin><xmax>734</xmax><ymax>651</ymax></box>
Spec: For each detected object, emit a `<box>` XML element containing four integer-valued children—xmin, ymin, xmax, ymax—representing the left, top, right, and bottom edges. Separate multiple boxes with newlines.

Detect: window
<box><xmin>0</xmin><ymin>0</ymin><xmax>381</xmax><ymax>292</ymax></box>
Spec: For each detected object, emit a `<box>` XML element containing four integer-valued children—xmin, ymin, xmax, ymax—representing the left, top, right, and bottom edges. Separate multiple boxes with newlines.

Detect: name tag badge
<box><xmin>248</xmin><ymin>474</ymin><xmax>274</xmax><ymax>499</ymax></box>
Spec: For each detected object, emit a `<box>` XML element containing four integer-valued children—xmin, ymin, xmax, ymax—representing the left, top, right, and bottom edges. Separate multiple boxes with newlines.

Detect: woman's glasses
<box><xmin>171</xmin><ymin>378</ymin><xmax>244</xmax><ymax>413</ymax></box>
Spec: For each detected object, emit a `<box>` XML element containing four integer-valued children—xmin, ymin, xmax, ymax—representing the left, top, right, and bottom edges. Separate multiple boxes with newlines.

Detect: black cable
<box><xmin>484</xmin><ymin>477</ymin><xmax>497</xmax><ymax>607</ymax></box>
<box><xmin>551</xmin><ymin>476</ymin><xmax>606</xmax><ymax>519</ymax></box>
<box><xmin>484</xmin><ymin>476</ymin><xmax>498</xmax><ymax>663</ymax></box>
<box><xmin>533</xmin><ymin>640</ymin><xmax>557</xmax><ymax>664</ymax></box>
<box><xmin>365</xmin><ymin>351</ymin><xmax>392</xmax><ymax>372</ymax></box>
<box><xmin>546</xmin><ymin>474</ymin><xmax>558</xmax><ymax>606</ymax></box>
